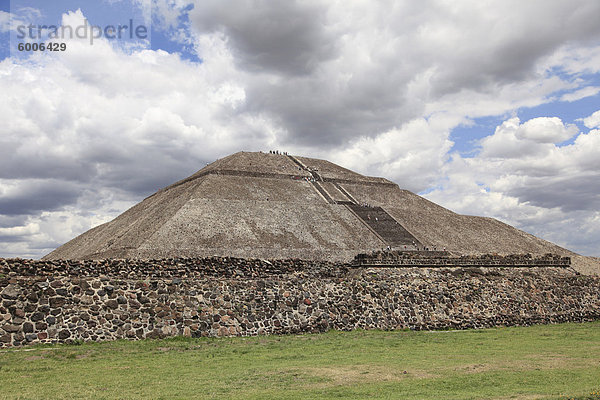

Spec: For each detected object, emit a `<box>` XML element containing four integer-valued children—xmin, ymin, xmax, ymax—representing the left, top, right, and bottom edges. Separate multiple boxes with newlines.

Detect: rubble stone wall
<box><xmin>1</xmin><ymin>257</ymin><xmax>600</xmax><ymax>348</ymax></box>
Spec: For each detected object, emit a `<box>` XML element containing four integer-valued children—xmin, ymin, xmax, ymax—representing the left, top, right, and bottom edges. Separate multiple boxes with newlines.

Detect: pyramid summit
<box><xmin>45</xmin><ymin>151</ymin><xmax>593</xmax><ymax>271</ymax></box>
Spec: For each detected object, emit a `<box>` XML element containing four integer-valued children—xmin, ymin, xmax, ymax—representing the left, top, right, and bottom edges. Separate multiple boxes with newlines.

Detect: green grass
<box><xmin>1</xmin><ymin>322</ymin><xmax>600</xmax><ymax>399</ymax></box>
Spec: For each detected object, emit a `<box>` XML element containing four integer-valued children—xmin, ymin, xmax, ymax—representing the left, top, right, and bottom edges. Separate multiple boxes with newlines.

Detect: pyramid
<box><xmin>44</xmin><ymin>151</ymin><xmax>596</xmax><ymax>272</ymax></box>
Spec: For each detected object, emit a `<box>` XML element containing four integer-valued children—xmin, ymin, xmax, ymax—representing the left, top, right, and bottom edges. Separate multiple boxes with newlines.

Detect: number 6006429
<box><xmin>17</xmin><ymin>42</ymin><xmax>67</xmax><ymax>51</ymax></box>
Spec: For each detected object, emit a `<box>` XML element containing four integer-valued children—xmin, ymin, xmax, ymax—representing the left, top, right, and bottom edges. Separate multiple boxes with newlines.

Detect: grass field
<box><xmin>1</xmin><ymin>322</ymin><xmax>600</xmax><ymax>399</ymax></box>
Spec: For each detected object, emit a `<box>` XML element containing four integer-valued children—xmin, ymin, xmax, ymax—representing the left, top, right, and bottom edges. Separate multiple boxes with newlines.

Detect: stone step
<box><xmin>312</xmin><ymin>181</ymin><xmax>335</xmax><ymax>204</ymax></box>
<box><xmin>334</xmin><ymin>183</ymin><xmax>358</xmax><ymax>204</ymax></box>
<box><xmin>347</xmin><ymin>204</ymin><xmax>421</xmax><ymax>247</ymax></box>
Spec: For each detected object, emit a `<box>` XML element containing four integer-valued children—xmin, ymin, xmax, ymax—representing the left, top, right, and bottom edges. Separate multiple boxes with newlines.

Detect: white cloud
<box><xmin>0</xmin><ymin>223</ymin><xmax>39</xmax><ymax>237</ymax></box>
<box><xmin>426</xmin><ymin>115</ymin><xmax>600</xmax><ymax>255</ymax></box>
<box><xmin>0</xmin><ymin>11</ymin><xmax>10</xmax><ymax>33</ymax></box>
<box><xmin>327</xmin><ymin>116</ymin><xmax>455</xmax><ymax>193</ymax></box>
<box><xmin>152</xmin><ymin>0</ymin><xmax>193</xmax><ymax>31</ymax></box>
<box><xmin>515</xmin><ymin>117</ymin><xmax>578</xmax><ymax>143</ymax></box>
<box><xmin>560</xmin><ymin>86</ymin><xmax>600</xmax><ymax>102</ymax></box>
<box><xmin>478</xmin><ymin>117</ymin><xmax>578</xmax><ymax>159</ymax></box>
<box><xmin>582</xmin><ymin>110</ymin><xmax>600</xmax><ymax>129</ymax></box>
<box><xmin>544</xmin><ymin>44</ymin><xmax>600</xmax><ymax>76</ymax></box>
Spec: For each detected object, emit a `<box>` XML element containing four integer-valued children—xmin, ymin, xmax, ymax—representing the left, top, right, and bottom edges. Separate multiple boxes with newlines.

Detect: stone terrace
<box><xmin>1</xmin><ymin>257</ymin><xmax>600</xmax><ymax>348</ymax></box>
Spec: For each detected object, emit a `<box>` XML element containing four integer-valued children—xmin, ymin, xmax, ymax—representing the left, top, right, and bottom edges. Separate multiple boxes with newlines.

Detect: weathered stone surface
<box><xmin>1</xmin><ymin>257</ymin><xmax>600</xmax><ymax>348</ymax></box>
<box><xmin>49</xmin><ymin>297</ymin><xmax>66</xmax><ymax>308</ymax></box>
<box><xmin>31</xmin><ymin>311</ymin><xmax>45</xmax><ymax>321</ymax></box>
<box><xmin>58</xmin><ymin>329</ymin><xmax>70</xmax><ymax>339</ymax></box>
<box><xmin>3</xmin><ymin>324</ymin><xmax>20</xmax><ymax>333</ymax></box>
<box><xmin>105</xmin><ymin>300</ymin><xmax>118</xmax><ymax>309</ymax></box>
<box><xmin>1</xmin><ymin>285</ymin><xmax>20</xmax><ymax>300</ymax></box>
<box><xmin>50</xmin><ymin>280</ymin><xmax>63</xmax><ymax>288</ymax></box>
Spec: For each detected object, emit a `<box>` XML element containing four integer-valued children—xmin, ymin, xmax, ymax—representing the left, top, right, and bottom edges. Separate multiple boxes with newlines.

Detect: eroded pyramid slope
<box><xmin>44</xmin><ymin>151</ymin><xmax>596</xmax><ymax>273</ymax></box>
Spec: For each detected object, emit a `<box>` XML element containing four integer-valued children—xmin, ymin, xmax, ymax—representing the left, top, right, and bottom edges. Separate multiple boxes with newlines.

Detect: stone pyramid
<box><xmin>45</xmin><ymin>151</ymin><xmax>592</xmax><ymax>269</ymax></box>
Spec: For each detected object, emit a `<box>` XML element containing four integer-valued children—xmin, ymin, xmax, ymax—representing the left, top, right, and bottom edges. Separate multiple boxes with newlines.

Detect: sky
<box><xmin>0</xmin><ymin>0</ymin><xmax>599</xmax><ymax>259</ymax></box>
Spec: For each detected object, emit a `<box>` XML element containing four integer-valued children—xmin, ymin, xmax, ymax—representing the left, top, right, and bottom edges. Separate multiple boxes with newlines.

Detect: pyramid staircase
<box><xmin>346</xmin><ymin>204</ymin><xmax>421</xmax><ymax>248</ymax></box>
<box><xmin>287</xmin><ymin>155</ymin><xmax>334</xmax><ymax>203</ymax></box>
<box><xmin>287</xmin><ymin>154</ymin><xmax>421</xmax><ymax>248</ymax></box>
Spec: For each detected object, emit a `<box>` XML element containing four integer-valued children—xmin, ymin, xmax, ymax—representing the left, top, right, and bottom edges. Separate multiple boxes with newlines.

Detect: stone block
<box><xmin>58</xmin><ymin>329</ymin><xmax>71</xmax><ymax>339</ymax></box>
<box><xmin>1</xmin><ymin>285</ymin><xmax>20</xmax><ymax>300</ymax></box>
<box><xmin>22</xmin><ymin>322</ymin><xmax>34</xmax><ymax>333</ymax></box>
<box><xmin>25</xmin><ymin>333</ymin><xmax>37</xmax><ymax>342</ymax></box>
<box><xmin>49</xmin><ymin>297</ymin><xmax>66</xmax><ymax>308</ymax></box>
<box><xmin>35</xmin><ymin>322</ymin><xmax>48</xmax><ymax>330</ymax></box>
<box><xmin>105</xmin><ymin>300</ymin><xmax>118</xmax><ymax>309</ymax></box>
<box><xmin>3</xmin><ymin>324</ymin><xmax>20</xmax><ymax>333</ymax></box>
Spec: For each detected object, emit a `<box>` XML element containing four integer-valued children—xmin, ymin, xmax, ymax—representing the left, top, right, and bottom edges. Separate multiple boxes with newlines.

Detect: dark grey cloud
<box><xmin>190</xmin><ymin>0</ymin><xmax>338</xmax><ymax>76</ymax></box>
<box><xmin>0</xmin><ymin>140</ymin><xmax>192</xmax><ymax>201</ymax></box>
<box><xmin>0</xmin><ymin>148</ymin><xmax>97</xmax><ymax>182</ymax></box>
<box><xmin>507</xmin><ymin>175</ymin><xmax>600</xmax><ymax>212</ymax></box>
<box><xmin>0</xmin><ymin>235</ymin><xmax>30</xmax><ymax>243</ymax></box>
<box><xmin>96</xmin><ymin>155</ymin><xmax>206</xmax><ymax>196</ymax></box>
<box><xmin>0</xmin><ymin>215</ymin><xmax>29</xmax><ymax>228</ymax></box>
<box><xmin>0</xmin><ymin>180</ymin><xmax>80</xmax><ymax>215</ymax></box>
<box><xmin>427</xmin><ymin>2</ymin><xmax>600</xmax><ymax>96</ymax></box>
<box><xmin>242</xmin><ymin>76</ymin><xmax>418</xmax><ymax>146</ymax></box>
<box><xmin>189</xmin><ymin>0</ymin><xmax>600</xmax><ymax>147</ymax></box>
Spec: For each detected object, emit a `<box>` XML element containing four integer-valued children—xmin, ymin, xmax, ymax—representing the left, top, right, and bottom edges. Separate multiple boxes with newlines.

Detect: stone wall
<box><xmin>1</xmin><ymin>257</ymin><xmax>600</xmax><ymax>348</ymax></box>
<box><xmin>352</xmin><ymin>251</ymin><xmax>572</xmax><ymax>267</ymax></box>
